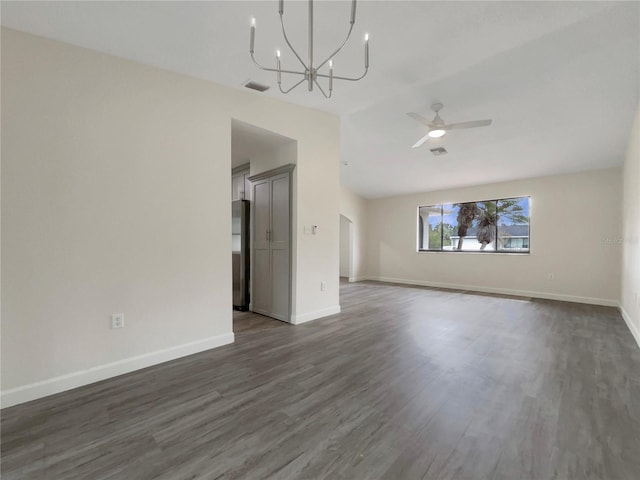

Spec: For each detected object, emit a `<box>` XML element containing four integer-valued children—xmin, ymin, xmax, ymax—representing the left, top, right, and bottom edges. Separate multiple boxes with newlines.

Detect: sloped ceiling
<box><xmin>2</xmin><ymin>1</ymin><xmax>638</xmax><ymax>198</ymax></box>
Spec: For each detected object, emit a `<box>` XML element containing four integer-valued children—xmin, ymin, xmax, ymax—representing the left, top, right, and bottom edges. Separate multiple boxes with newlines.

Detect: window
<box><xmin>417</xmin><ymin>196</ymin><xmax>530</xmax><ymax>253</ymax></box>
<box><xmin>418</xmin><ymin>205</ymin><xmax>444</xmax><ymax>250</ymax></box>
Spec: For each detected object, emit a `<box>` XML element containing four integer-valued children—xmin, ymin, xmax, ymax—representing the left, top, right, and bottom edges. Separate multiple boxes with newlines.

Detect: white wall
<box><xmin>339</xmin><ymin>186</ymin><xmax>368</xmax><ymax>281</ymax></box>
<box><xmin>365</xmin><ymin>168</ymin><xmax>622</xmax><ymax>305</ymax></box>
<box><xmin>1</xmin><ymin>28</ymin><xmax>340</xmax><ymax>406</ymax></box>
<box><xmin>242</xmin><ymin>130</ymin><xmax>341</xmax><ymax>323</ymax></box>
<box><xmin>249</xmin><ymin>141</ymin><xmax>297</xmax><ymax>178</ymax></box>
<box><xmin>621</xmin><ymin>105</ymin><xmax>640</xmax><ymax>347</ymax></box>
<box><xmin>340</xmin><ymin>215</ymin><xmax>351</xmax><ymax>277</ymax></box>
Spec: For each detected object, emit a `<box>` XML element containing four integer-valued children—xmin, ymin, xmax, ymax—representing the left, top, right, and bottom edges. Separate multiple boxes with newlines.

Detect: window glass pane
<box><xmin>441</xmin><ymin>204</ymin><xmax>457</xmax><ymax>250</ymax></box>
<box><xmin>497</xmin><ymin>197</ymin><xmax>530</xmax><ymax>252</ymax></box>
<box><xmin>447</xmin><ymin>202</ymin><xmax>478</xmax><ymax>251</ymax></box>
<box><xmin>475</xmin><ymin>201</ymin><xmax>497</xmax><ymax>251</ymax></box>
<box><xmin>440</xmin><ymin>208</ymin><xmax>455</xmax><ymax>250</ymax></box>
<box><xmin>446</xmin><ymin>201</ymin><xmax>498</xmax><ymax>251</ymax></box>
<box><xmin>418</xmin><ymin>205</ymin><xmax>442</xmax><ymax>250</ymax></box>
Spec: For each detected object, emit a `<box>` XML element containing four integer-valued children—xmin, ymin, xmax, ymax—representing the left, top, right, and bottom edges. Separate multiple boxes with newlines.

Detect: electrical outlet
<box><xmin>321</xmin><ymin>281</ymin><xmax>326</xmax><ymax>292</ymax></box>
<box><xmin>111</xmin><ymin>313</ymin><xmax>125</xmax><ymax>329</ymax></box>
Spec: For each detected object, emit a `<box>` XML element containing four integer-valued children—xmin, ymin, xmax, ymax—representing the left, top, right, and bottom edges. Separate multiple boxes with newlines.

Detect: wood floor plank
<box><xmin>2</xmin><ymin>281</ymin><xmax>640</xmax><ymax>479</ymax></box>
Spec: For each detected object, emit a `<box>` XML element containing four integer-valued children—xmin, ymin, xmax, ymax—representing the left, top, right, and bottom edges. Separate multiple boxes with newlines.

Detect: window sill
<box><xmin>417</xmin><ymin>250</ymin><xmax>530</xmax><ymax>255</ymax></box>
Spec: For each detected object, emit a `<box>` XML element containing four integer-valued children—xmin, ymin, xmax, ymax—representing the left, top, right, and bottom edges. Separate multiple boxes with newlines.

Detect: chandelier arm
<box><xmin>279</xmin><ymin>14</ymin><xmax>309</xmax><ymax>72</ymax></box>
<box><xmin>316</xmin><ymin>66</ymin><xmax>368</xmax><ymax>82</ymax></box>
<box><xmin>250</xmin><ymin>51</ymin><xmax>274</xmax><ymax>71</ymax></box>
<box><xmin>315</xmin><ymin>23</ymin><xmax>354</xmax><ymax>72</ymax></box>
<box><xmin>279</xmin><ymin>77</ymin><xmax>307</xmax><ymax>94</ymax></box>
<box><xmin>251</xmin><ymin>52</ymin><xmax>306</xmax><ymax>76</ymax></box>
<box><xmin>313</xmin><ymin>78</ymin><xmax>331</xmax><ymax>99</ymax></box>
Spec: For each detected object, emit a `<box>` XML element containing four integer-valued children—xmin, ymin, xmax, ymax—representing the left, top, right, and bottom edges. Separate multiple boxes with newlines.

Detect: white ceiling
<box><xmin>2</xmin><ymin>1</ymin><xmax>639</xmax><ymax>198</ymax></box>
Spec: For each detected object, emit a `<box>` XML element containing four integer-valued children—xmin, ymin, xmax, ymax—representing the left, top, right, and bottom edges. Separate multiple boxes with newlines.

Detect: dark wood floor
<box><xmin>233</xmin><ymin>309</ymin><xmax>288</xmax><ymax>336</ymax></box>
<box><xmin>2</xmin><ymin>281</ymin><xmax>640</xmax><ymax>479</ymax></box>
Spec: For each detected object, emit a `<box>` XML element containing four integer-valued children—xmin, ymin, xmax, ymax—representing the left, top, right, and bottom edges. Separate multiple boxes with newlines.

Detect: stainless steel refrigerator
<box><xmin>232</xmin><ymin>200</ymin><xmax>250</xmax><ymax>310</ymax></box>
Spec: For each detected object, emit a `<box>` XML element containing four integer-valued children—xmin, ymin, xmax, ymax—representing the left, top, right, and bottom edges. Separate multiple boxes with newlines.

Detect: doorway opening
<box><xmin>231</xmin><ymin>119</ymin><xmax>297</xmax><ymax>334</ymax></box>
<box><xmin>340</xmin><ymin>214</ymin><xmax>354</xmax><ymax>282</ymax></box>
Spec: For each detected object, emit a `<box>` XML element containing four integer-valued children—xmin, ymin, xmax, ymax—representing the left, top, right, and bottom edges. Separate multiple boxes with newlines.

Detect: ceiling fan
<box><xmin>407</xmin><ymin>103</ymin><xmax>492</xmax><ymax>149</ymax></box>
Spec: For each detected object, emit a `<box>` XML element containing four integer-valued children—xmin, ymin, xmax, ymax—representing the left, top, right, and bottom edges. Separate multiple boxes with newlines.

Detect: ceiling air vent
<box><xmin>244</xmin><ymin>81</ymin><xmax>270</xmax><ymax>92</ymax></box>
<box><xmin>430</xmin><ymin>147</ymin><xmax>448</xmax><ymax>156</ymax></box>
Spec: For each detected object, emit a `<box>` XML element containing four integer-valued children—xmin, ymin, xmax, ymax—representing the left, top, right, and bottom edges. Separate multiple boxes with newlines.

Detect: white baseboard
<box><xmin>291</xmin><ymin>305</ymin><xmax>341</xmax><ymax>324</ymax></box>
<box><xmin>363</xmin><ymin>276</ymin><xmax>619</xmax><ymax>307</ymax></box>
<box><xmin>349</xmin><ymin>276</ymin><xmax>368</xmax><ymax>283</ymax></box>
<box><xmin>619</xmin><ymin>305</ymin><xmax>640</xmax><ymax>350</ymax></box>
<box><xmin>1</xmin><ymin>332</ymin><xmax>235</xmax><ymax>409</ymax></box>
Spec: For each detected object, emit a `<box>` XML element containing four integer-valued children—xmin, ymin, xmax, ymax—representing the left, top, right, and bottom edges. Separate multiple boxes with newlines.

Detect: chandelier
<box><xmin>249</xmin><ymin>0</ymin><xmax>370</xmax><ymax>98</ymax></box>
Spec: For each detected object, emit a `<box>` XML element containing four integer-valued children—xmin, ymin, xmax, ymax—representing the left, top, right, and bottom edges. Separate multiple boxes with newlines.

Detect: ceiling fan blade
<box><xmin>411</xmin><ymin>133</ymin><xmax>431</xmax><ymax>149</ymax></box>
<box><xmin>445</xmin><ymin>119</ymin><xmax>492</xmax><ymax>130</ymax></box>
<box><xmin>407</xmin><ymin>112</ymin><xmax>434</xmax><ymax>128</ymax></box>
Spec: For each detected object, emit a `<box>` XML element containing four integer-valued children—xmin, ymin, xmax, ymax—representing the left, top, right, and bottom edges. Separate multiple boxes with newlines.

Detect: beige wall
<box><xmin>248</xmin><ymin>141</ymin><xmax>297</xmax><ymax>178</ymax></box>
<box><xmin>340</xmin><ymin>186</ymin><xmax>368</xmax><ymax>281</ymax></box>
<box><xmin>365</xmin><ymin>168</ymin><xmax>622</xmax><ymax>305</ymax></box>
<box><xmin>621</xmin><ymin>105</ymin><xmax>640</xmax><ymax>347</ymax></box>
<box><xmin>1</xmin><ymin>28</ymin><xmax>340</xmax><ymax>405</ymax></box>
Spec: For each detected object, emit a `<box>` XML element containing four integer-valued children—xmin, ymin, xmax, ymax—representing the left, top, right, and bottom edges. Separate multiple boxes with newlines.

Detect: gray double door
<box><xmin>249</xmin><ymin>165</ymin><xmax>293</xmax><ymax>322</ymax></box>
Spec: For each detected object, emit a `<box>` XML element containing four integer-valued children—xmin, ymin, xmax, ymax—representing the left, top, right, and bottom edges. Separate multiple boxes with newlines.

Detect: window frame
<box><xmin>416</xmin><ymin>196</ymin><xmax>531</xmax><ymax>254</ymax></box>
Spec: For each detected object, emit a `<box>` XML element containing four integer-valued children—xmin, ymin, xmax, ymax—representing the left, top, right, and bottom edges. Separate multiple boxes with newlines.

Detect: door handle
<box><xmin>266</xmin><ymin>229</ymin><xmax>271</xmax><ymax>241</ymax></box>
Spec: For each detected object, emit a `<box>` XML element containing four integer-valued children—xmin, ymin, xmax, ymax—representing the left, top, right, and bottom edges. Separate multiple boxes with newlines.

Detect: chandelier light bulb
<box><xmin>250</xmin><ymin>18</ymin><xmax>256</xmax><ymax>53</ymax></box>
<box><xmin>329</xmin><ymin>59</ymin><xmax>334</xmax><ymax>91</ymax></box>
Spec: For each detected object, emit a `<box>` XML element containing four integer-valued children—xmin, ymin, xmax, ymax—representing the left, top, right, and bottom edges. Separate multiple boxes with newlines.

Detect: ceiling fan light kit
<box><xmin>249</xmin><ymin>0</ymin><xmax>370</xmax><ymax>98</ymax></box>
<box><xmin>408</xmin><ymin>103</ymin><xmax>493</xmax><ymax>148</ymax></box>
